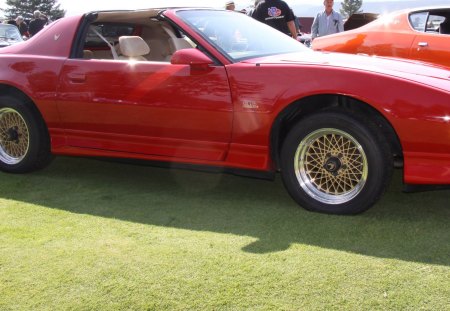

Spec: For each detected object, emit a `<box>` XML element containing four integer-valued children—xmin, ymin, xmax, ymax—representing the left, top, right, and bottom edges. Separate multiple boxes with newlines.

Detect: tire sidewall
<box><xmin>281</xmin><ymin>111</ymin><xmax>391</xmax><ymax>215</ymax></box>
<box><xmin>0</xmin><ymin>95</ymin><xmax>44</xmax><ymax>173</ymax></box>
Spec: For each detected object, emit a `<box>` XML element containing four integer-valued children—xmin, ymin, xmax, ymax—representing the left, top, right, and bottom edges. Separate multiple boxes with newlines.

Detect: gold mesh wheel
<box><xmin>294</xmin><ymin>128</ymin><xmax>368</xmax><ymax>205</ymax></box>
<box><xmin>0</xmin><ymin>108</ymin><xmax>30</xmax><ymax>165</ymax></box>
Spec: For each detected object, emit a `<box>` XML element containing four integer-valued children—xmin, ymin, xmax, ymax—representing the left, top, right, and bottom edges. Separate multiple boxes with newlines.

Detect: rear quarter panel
<box><xmin>0</xmin><ymin>15</ymin><xmax>83</xmax><ymax>131</ymax></box>
<box><xmin>313</xmin><ymin>11</ymin><xmax>416</xmax><ymax>60</ymax></box>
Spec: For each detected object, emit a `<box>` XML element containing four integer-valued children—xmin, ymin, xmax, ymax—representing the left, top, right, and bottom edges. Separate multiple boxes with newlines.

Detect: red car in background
<box><xmin>313</xmin><ymin>7</ymin><xmax>450</xmax><ymax>68</ymax></box>
<box><xmin>0</xmin><ymin>8</ymin><xmax>449</xmax><ymax>215</ymax></box>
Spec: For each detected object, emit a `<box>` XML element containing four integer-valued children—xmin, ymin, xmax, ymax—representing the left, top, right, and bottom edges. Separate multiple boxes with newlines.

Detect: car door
<box><xmin>409</xmin><ymin>11</ymin><xmax>450</xmax><ymax>68</ymax></box>
<box><xmin>56</xmin><ymin>58</ymin><xmax>233</xmax><ymax>161</ymax></box>
<box><xmin>410</xmin><ymin>32</ymin><xmax>450</xmax><ymax>67</ymax></box>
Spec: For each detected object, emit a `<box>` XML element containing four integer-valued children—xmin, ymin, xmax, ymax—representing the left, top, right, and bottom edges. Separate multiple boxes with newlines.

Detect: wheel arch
<box><xmin>0</xmin><ymin>83</ymin><xmax>51</xmax><ymax>145</ymax></box>
<box><xmin>0</xmin><ymin>84</ymin><xmax>46</xmax><ymax>123</ymax></box>
<box><xmin>270</xmin><ymin>94</ymin><xmax>403</xmax><ymax>170</ymax></box>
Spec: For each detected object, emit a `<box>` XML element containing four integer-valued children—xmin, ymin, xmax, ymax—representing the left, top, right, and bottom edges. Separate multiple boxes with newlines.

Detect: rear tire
<box><xmin>280</xmin><ymin>111</ymin><xmax>393</xmax><ymax>214</ymax></box>
<box><xmin>0</xmin><ymin>95</ymin><xmax>53</xmax><ymax>173</ymax></box>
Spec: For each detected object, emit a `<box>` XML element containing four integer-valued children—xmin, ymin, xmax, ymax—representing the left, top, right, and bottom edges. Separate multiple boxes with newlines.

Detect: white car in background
<box><xmin>0</xmin><ymin>24</ymin><xmax>23</xmax><ymax>48</ymax></box>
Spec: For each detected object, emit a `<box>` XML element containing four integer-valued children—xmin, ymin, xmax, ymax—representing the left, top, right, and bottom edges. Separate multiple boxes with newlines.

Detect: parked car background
<box><xmin>312</xmin><ymin>7</ymin><xmax>450</xmax><ymax>68</ymax></box>
<box><xmin>0</xmin><ymin>23</ymin><xmax>23</xmax><ymax>48</ymax></box>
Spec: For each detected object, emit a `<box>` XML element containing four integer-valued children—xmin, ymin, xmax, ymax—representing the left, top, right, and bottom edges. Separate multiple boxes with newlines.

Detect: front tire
<box><xmin>0</xmin><ymin>95</ymin><xmax>52</xmax><ymax>173</ymax></box>
<box><xmin>280</xmin><ymin>111</ymin><xmax>393</xmax><ymax>215</ymax></box>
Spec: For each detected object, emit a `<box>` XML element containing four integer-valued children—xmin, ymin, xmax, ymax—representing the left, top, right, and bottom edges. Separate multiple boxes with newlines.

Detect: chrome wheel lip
<box><xmin>294</xmin><ymin>128</ymin><xmax>368</xmax><ymax>205</ymax></box>
<box><xmin>0</xmin><ymin>107</ymin><xmax>30</xmax><ymax>165</ymax></box>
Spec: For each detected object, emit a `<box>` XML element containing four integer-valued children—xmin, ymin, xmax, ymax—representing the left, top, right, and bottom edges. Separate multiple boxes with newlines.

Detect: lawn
<box><xmin>1</xmin><ymin>157</ymin><xmax>449</xmax><ymax>310</ymax></box>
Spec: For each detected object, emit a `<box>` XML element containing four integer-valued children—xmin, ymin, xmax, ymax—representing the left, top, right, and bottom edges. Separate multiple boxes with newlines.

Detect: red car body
<box><xmin>312</xmin><ymin>7</ymin><xmax>450</xmax><ymax>68</ymax></box>
<box><xmin>0</xmin><ymin>8</ymin><xmax>449</xmax><ymax>214</ymax></box>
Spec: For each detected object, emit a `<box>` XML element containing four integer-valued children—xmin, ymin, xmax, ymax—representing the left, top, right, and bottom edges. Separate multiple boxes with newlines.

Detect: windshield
<box><xmin>0</xmin><ymin>25</ymin><xmax>22</xmax><ymax>42</ymax></box>
<box><xmin>176</xmin><ymin>10</ymin><xmax>310</xmax><ymax>62</ymax></box>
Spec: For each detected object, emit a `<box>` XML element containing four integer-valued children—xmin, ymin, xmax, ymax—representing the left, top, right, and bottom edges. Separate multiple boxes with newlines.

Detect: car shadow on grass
<box><xmin>1</xmin><ymin>156</ymin><xmax>449</xmax><ymax>266</ymax></box>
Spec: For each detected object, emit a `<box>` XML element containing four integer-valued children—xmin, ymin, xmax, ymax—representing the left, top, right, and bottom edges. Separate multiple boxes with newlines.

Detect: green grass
<box><xmin>0</xmin><ymin>157</ymin><xmax>449</xmax><ymax>310</ymax></box>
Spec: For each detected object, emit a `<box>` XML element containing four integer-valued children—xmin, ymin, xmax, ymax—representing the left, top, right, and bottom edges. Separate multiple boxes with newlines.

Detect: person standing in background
<box><xmin>291</xmin><ymin>8</ymin><xmax>301</xmax><ymax>35</ymax></box>
<box><xmin>15</xmin><ymin>16</ymin><xmax>28</xmax><ymax>37</ymax></box>
<box><xmin>225</xmin><ymin>1</ymin><xmax>236</xmax><ymax>11</ymax></box>
<box><xmin>247</xmin><ymin>0</ymin><xmax>262</xmax><ymax>17</ymax></box>
<box><xmin>252</xmin><ymin>0</ymin><xmax>298</xmax><ymax>39</ymax></box>
<box><xmin>28</xmin><ymin>10</ymin><xmax>48</xmax><ymax>37</ymax></box>
<box><xmin>311</xmin><ymin>0</ymin><xmax>344</xmax><ymax>40</ymax></box>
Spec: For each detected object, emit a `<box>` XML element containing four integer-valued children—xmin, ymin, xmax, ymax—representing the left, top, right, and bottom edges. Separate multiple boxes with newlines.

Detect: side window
<box><xmin>142</xmin><ymin>23</ymin><xmax>196</xmax><ymax>62</ymax></box>
<box><xmin>85</xmin><ymin>23</ymin><xmax>135</xmax><ymax>48</ymax></box>
<box><xmin>79</xmin><ymin>20</ymin><xmax>197</xmax><ymax>62</ymax></box>
<box><xmin>427</xmin><ymin>15</ymin><xmax>445</xmax><ymax>33</ymax></box>
<box><xmin>426</xmin><ymin>14</ymin><xmax>445</xmax><ymax>33</ymax></box>
<box><xmin>409</xmin><ymin>12</ymin><xmax>427</xmax><ymax>32</ymax></box>
<box><xmin>82</xmin><ymin>23</ymin><xmax>137</xmax><ymax>60</ymax></box>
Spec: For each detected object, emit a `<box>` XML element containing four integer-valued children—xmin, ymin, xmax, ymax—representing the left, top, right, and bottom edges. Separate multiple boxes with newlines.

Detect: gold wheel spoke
<box><xmin>0</xmin><ymin>108</ymin><xmax>29</xmax><ymax>162</ymax></box>
<box><xmin>296</xmin><ymin>128</ymin><xmax>368</xmax><ymax>204</ymax></box>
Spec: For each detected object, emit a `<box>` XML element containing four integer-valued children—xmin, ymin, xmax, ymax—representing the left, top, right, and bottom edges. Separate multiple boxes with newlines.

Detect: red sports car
<box><xmin>312</xmin><ymin>7</ymin><xmax>450</xmax><ymax>68</ymax></box>
<box><xmin>0</xmin><ymin>8</ymin><xmax>449</xmax><ymax>215</ymax></box>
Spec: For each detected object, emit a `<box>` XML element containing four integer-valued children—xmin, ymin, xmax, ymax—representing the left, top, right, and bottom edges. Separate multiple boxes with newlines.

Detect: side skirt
<box><xmin>403</xmin><ymin>184</ymin><xmax>450</xmax><ymax>193</ymax></box>
<box><xmin>92</xmin><ymin>157</ymin><xmax>276</xmax><ymax>181</ymax></box>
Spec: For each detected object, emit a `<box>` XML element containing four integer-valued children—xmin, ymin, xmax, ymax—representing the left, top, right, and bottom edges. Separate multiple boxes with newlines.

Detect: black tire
<box><xmin>0</xmin><ymin>95</ymin><xmax>53</xmax><ymax>173</ymax></box>
<box><xmin>280</xmin><ymin>110</ymin><xmax>393</xmax><ymax>215</ymax></box>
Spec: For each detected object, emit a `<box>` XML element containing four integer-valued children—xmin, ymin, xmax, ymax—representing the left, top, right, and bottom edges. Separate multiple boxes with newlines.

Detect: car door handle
<box><xmin>68</xmin><ymin>73</ymin><xmax>86</xmax><ymax>83</ymax></box>
<box><xmin>417</xmin><ymin>42</ymin><xmax>428</xmax><ymax>47</ymax></box>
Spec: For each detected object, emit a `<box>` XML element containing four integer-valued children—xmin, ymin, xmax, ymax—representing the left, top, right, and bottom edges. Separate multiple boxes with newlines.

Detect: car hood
<box><xmin>244</xmin><ymin>51</ymin><xmax>450</xmax><ymax>91</ymax></box>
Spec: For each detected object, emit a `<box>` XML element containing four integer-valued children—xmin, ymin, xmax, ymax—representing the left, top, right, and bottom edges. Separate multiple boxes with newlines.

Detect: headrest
<box><xmin>119</xmin><ymin>36</ymin><xmax>150</xmax><ymax>57</ymax></box>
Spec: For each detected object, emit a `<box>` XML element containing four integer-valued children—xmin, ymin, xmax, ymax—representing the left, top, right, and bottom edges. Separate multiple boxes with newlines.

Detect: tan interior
<box><xmin>82</xmin><ymin>9</ymin><xmax>195</xmax><ymax>62</ymax></box>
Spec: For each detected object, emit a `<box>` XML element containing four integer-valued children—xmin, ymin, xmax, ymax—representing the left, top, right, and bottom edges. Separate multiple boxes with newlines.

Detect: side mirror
<box><xmin>171</xmin><ymin>48</ymin><xmax>214</xmax><ymax>70</ymax></box>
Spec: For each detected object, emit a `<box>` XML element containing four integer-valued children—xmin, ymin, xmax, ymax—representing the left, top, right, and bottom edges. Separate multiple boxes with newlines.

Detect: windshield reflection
<box><xmin>176</xmin><ymin>10</ymin><xmax>310</xmax><ymax>62</ymax></box>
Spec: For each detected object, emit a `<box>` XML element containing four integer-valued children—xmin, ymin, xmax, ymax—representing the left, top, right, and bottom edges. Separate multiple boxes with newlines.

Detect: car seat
<box><xmin>83</xmin><ymin>50</ymin><xmax>94</xmax><ymax>59</ymax></box>
<box><xmin>165</xmin><ymin>38</ymin><xmax>194</xmax><ymax>61</ymax></box>
<box><xmin>118</xmin><ymin>36</ymin><xmax>150</xmax><ymax>61</ymax></box>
